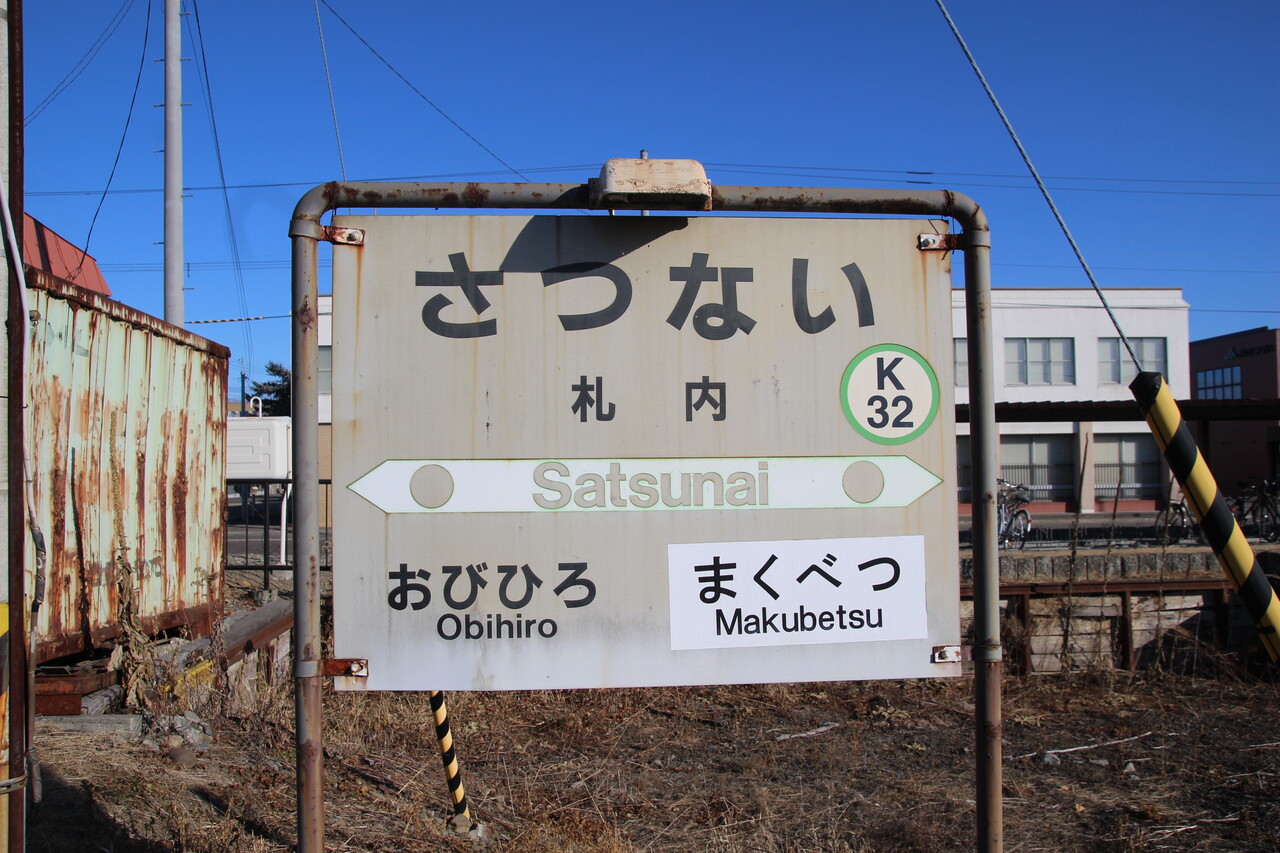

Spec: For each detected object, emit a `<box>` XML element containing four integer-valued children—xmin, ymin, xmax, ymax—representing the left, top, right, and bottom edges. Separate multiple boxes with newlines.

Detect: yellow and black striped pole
<box><xmin>428</xmin><ymin>690</ymin><xmax>472</xmax><ymax>826</ymax></box>
<box><xmin>1131</xmin><ymin>372</ymin><xmax>1280</xmax><ymax>661</ymax></box>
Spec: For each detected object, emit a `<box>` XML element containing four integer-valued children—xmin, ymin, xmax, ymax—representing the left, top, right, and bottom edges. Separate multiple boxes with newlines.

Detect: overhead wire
<box><xmin>934</xmin><ymin>0</ymin><xmax>1143</xmax><ymax>371</ymax></box>
<box><xmin>187</xmin><ymin>313</ymin><xmax>291</xmax><ymax>324</ymax></box>
<box><xmin>93</xmin><ymin>256</ymin><xmax>1277</xmax><ymax>280</ymax></box>
<box><xmin>1000</xmin><ymin>262</ymin><xmax>1278</xmax><ymax>275</ymax></box>
<box><xmin>188</xmin><ymin>0</ymin><xmax>254</xmax><ymax>375</ymax></box>
<box><xmin>313</xmin><ymin>0</ymin><xmax>349</xmax><ymax>181</ymax></box>
<box><xmin>29</xmin><ymin>161</ymin><xmax>1280</xmax><ymax>199</ymax></box>
<box><xmin>73</xmin><ymin>0</ymin><xmax>153</xmax><ymax>282</ymax></box>
<box><xmin>704</xmin><ymin>166</ymin><xmax>1280</xmax><ymax>198</ymax></box>
<box><xmin>316</xmin><ymin>0</ymin><xmax>531</xmax><ymax>181</ymax></box>
<box><xmin>27</xmin><ymin>164</ymin><xmax>592</xmax><ymax>197</ymax></box>
<box><xmin>25</xmin><ymin>0</ymin><xmax>138</xmax><ymax>126</ymax></box>
<box><xmin>704</xmin><ymin>161</ymin><xmax>1280</xmax><ymax>188</ymax></box>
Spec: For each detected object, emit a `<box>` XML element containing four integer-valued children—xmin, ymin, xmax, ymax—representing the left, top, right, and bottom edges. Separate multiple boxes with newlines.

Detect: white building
<box><xmin>319</xmin><ymin>294</ymin><xmax>333</xmax><ymax>426</ymax></box>
<box><xmin>953</xmin><ymin>287</ymin><xmax>1189</xmax><ymax>513</ymax></box>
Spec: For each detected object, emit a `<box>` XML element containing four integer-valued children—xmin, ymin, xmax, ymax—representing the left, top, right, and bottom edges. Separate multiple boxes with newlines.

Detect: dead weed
<box><xmin>28</xmin><ymin>670</ymin><xmax>1280</xmax><ymax>852</ymax></box>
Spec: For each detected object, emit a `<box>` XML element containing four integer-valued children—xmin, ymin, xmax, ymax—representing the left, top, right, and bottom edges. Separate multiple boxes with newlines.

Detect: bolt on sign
<box><xmin>331</xmin><ymin>214</ymin><xmax>960</xmax><ymax>691</ymax></box>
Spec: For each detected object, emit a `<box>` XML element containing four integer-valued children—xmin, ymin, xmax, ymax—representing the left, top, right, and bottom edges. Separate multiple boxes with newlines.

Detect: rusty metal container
<box><xmin>25</xmin><ymin>268</ymin><xmax>228</xmax><ymax>664</ymax></box>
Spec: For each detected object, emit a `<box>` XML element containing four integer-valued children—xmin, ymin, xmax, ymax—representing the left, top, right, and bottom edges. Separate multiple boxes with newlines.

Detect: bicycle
<box><xmin>997</xmin><ymin>479</ymin><xmax>1032</xmax><ymax>549</ymax></box>
<box><xmin>1153</xmin><ymin>496</ymin><xmax>1192</xmax><ymax>544</ymax></box>
<box><xmin>1229</xmin><ymin>479</ymin><xmax>1280</xmax><ymax>542</ymax></box>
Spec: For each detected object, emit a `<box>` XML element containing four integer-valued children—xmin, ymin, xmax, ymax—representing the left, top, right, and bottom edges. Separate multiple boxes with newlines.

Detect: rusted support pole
<box><xmin>289</xmin><ymin>228</ymin><xmax>324</xmax><ymax>853</ymax></box>
<box><xmin>7</xmin><ymin>3</ymin><xmax>25</xmax><ymax>846</ymax></box>
<box><xmin>960</xmin><ymin>221</ymin><xmax>1001</xmax><ymax>853</ymax></box>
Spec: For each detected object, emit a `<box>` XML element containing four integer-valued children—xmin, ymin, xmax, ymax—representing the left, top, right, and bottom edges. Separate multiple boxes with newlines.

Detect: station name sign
<box><xmin>331</xmin><ymin>214</ymin><xmax>960</xmax><ymax>691</ymax></box>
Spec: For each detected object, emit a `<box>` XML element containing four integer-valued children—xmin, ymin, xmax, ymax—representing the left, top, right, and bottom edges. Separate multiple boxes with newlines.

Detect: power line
<box><xmin>73</xmin><ymin>0</ymin><xmax>153</xmax><ymax>282</ymax></box>
<box><xmin>316</xmin><ymin>0</ymin><xmax>531</xmax><ymax>181</ymax></box>
<box><xmin>29</xmin><ymin>161</ymin><xmax>1280</xmax><ymax>199</ymax></box>
<box><xmin>94</xmin><ymin>255</ymin><xmax>1276</xmax><ymax>278</ymax></box>
<box><xmin>705</xmin><ymin>166</ymin><xmax>1280</xmax><ymax>198</ymax></box>
<box><xmin>187</xmin><ymin>313</ymin><xmax>291</xmax><ymax>324</ymax></box>
<box><xmin>1189</xmin><ymin>308</ymin><xmax>1280</xmax><ymax>315</ymax></box>
<box><xmin>313</xmin><ymin>0</ymin><xmax>348</xmax><ymax>181</ymax></box>
<box><xmin>100</xmin><ymin>258</ymin><xmax>332</xmax><ymax>272</ymax></box>
<box><xmin>25</xmin><ymin>0</ymin><xmax>138</xmax><ymax>125</ymax></box>
<box><xmin>189</xmin><ymin>0</ymin><xmax>255</xmax><ymax>375</ymax></box>
<box><xmin>27</xmin><ymin>164</ymin><xmax>595</xmax><ymax>197</ymax></box>
<box><xmin>935</xmin><ymin>0</ymin><xmax>1142</xmax><ymax>371</ymax></box>
<box><xmin>987</xmin><ymin>301</ymin><xmax>1280</xmax><ymax>316</ymax></box>
<box><xmin>183</xmin><ymin>304</ymin><xmax>1277</xmax><ymax>327</ymax></box>
<box><xmin>704</xmin><ymin>162</ymin><xmax>1280</xmax><ymax>188</ymax></box>
<box><xmin>997</xmin><ymin>262</ymin><xmax>1279</xmax><ymax>275</ymax></box>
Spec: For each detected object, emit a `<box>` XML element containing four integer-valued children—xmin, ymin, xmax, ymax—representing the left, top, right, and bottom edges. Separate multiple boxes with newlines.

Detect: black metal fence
<box><xmin>225</xmin><ymin>478</ymin><xmax>332</xmax><ymax>589</ymax></box>
<box><xmin>998</xmin><ymin>463</ymin><xmax>1076</xmax><ymax>504</ymax></box>
<box><xmin>1094</xmin><ymin>462</ymin><xmax>1163</xmax><ymax>501</ymax></box>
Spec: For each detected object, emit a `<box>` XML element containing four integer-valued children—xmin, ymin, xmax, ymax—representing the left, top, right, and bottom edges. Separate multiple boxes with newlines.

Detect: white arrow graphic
<box><xmin>347</xmin><ymin>456</ymin><xmax>942</xmax><ymax>515</ymax></box>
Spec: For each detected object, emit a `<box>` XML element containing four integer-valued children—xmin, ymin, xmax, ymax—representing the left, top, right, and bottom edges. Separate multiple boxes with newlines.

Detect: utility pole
<box><xmin>163</xmin><ymin>0</ymin><xmax>183</xmax><ymax>326</ymax></box>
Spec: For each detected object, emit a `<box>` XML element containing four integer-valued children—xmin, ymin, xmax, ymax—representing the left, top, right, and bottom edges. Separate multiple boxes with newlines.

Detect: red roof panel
<box><xmin>23</xmin><ymin>214</ymin><xmax>111</xmax><ymax>295</ymax></box>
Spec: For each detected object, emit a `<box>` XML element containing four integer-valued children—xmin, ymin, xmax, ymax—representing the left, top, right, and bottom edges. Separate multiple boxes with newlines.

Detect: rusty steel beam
<box><xmin>960</xmin><ymin>577</ymin><xmax>1232</xmax><ymax>598</ymax></box>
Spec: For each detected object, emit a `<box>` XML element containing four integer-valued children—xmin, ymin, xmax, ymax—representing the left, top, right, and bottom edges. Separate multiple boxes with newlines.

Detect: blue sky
<box><xmin>23</xmin><ymin>1</ymin><xmax>1280</xmax><ymax>386</ymax></box>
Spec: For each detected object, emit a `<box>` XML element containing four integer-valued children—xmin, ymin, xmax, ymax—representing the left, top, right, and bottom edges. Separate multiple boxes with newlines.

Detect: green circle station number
<box><xmin>840</xmin><ymin>344</ymin><xmax>940</xmax><ymax>445</ymax></box>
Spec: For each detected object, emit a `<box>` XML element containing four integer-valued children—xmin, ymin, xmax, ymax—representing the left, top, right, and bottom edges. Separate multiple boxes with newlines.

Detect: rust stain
<box><xmin>31</xmin><ymin>279</ymin><xmax>228</xmax><ymax>663</ymax></box>
<box><xmin>297</xmin><ymin>294</ymin><xmax>316</xmax><ymax>333</ymax></box>
<box><xmin>461</xmin><ymin>183</ymin><xmax>490</xmax><ymax>207</ymax></box>
<box><xmin>320</xmin><ymin>181</ymin><xmax>346</xmax><ymax>209</ymax></box>
<box><xmin>24</xmin><ymin>266</ymin><xmax>230</xmax><ymax>359</ymax></box>
<box><xmin>156</xmin><ymin>410</ymin><xmax>171</xmax><ymax>575</ymax></box>
<box><xmin>172</xmin><ymin>408</ymin><xmax>191</xmax><ymax>588</ymax></box>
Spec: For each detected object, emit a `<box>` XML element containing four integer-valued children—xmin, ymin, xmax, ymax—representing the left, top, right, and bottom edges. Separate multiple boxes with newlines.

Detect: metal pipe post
<box><xmin>163</xmin><ymin>0</ymin><xmax>183</xmax><ymax>326</ymax></box>
<box><xmin>963</xmin><ymin>229</ymin><xmax>1001</xmax><ymax>852</ymax></box>
<box><xmin>289</xmin><ymin>230</ymin><xmax>323</xmax><ymax>853</ymax></box>
<box><xmin>6</xmin><ymin>3</ymin><xmax>24</xmax><ymax>848</ymax></box>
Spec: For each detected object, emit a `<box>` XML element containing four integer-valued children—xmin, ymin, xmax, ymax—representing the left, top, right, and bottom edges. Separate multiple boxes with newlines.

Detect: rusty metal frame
<box><xmin>290</xmin><ymin>178</ymin><xmax>998</xmax><ymax>853</ymax></box>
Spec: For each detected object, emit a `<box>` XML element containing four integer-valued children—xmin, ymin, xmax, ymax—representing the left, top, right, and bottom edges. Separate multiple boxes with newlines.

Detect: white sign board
<box><xmin>331</xmin><ymin>215</ymin><xmax>959</xmax><ymax>690</ymax></box>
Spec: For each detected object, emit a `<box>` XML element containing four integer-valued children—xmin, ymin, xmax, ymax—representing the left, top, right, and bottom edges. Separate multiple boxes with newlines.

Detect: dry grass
<box><xmin>28</xmin><ymin>666</ymin><xmax>1280</xmax><ymax>852</ymax></box>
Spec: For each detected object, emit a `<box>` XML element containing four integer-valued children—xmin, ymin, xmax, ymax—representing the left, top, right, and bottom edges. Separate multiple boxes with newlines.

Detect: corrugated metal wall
<box><xmin>25</xmin><ymin>269</ymin><xmax>228</xmax><ymax>663</ymax></box>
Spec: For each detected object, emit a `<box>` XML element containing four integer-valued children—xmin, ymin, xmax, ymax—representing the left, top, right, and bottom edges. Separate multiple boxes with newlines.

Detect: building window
<box><xmin>1099</xmin><ymin>337</ymin><xmax>1166</xmax><ymax>385</ymax></box>
<box><xmin>1094</xmin><ymin>434</ymin><xmax>1164</xmax><ymax>501</ymax></box>
<box><xmin>1005</xmin><ymin>338</ymin><xmax>1075</xmax><ymax>386</ymax></box>
<box><xmin>1000</xmin><ymin>435</ymin><xmax>1075</xmax><ymax>503</ymax></box>
<box><xmin>1194</xmin><ymin>365</ymin><xmax>1242</xmax><ymax>400</ymax></box>
<box><xmin>954</xmin><ymin>338</ymin><xmax>968</xmax><ymax>387</ymax></box>
<box><xmin>319</xmin><ymin>345</ymin><xmax>333</xmax><ymax>395</ymax></box>
<box><xmin>956</xmin><ymin>435</ymin><xmax>971</xmax><ymax>503</ymax></box>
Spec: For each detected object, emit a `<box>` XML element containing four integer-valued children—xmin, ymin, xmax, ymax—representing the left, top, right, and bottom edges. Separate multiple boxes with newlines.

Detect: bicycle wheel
<box><xmin>1172</xmin><ymin>505</ymin><xmax>1192</xmax><ymax>541</ymax></box>
<box><xmin>1155</xmin><ymin>506</ymin><xmax>1187</xmax><ymax>543</ymax></box>
<box><xmin>1009</xmin><ymin>510</ymin><xmax>1031</xmax><ymax>549</ymax></box>
<box><xmin>1260</xmin><ymin>503</ymin><xmax>1280</xmax><ymax>542</ymax></box>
